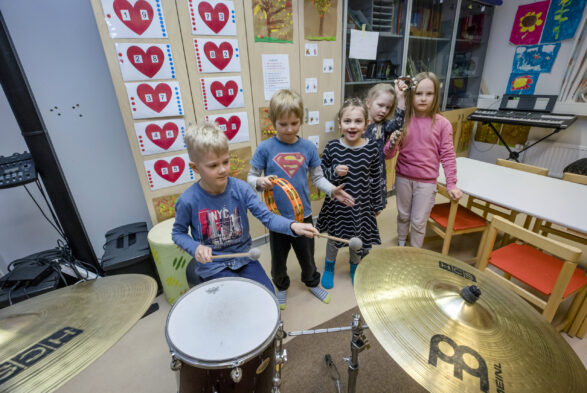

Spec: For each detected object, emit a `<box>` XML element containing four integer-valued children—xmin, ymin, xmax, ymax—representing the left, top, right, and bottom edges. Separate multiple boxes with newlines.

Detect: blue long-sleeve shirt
<box><xmin>172</xmin><ymin>177</ymin><xmax>294</xmax><ymax>278</ymax></box>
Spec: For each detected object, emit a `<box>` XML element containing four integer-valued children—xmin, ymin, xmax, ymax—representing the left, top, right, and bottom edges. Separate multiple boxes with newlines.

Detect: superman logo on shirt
<box><xmin>273</xmin><ymin>153</ymin><xmax>305</xmax><ymax>178</ymax></box>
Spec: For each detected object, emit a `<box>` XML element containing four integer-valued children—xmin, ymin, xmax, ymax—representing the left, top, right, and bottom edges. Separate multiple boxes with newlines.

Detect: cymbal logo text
<box><xmin>428</xmin><ymin>334</ymin><xmax>489</xmax><ymax>392</ymax></box>
<box><xmin>438</xmin><ymin>261</ymin><xmax>477</xmax><ymax>282</ymax></box>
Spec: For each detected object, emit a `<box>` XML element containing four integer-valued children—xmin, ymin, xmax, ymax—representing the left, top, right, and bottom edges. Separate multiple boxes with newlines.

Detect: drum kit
<box><xmin>1</xmin><ymin>248</ymin><xmax>586</xmax><ymax>393</ymax></box>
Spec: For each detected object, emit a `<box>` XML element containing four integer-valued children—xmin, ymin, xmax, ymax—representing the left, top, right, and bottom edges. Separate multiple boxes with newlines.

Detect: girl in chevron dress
<box><xmin>316</xmin><ymin>98</ymin><xmax>385</xmax><ymax>288</ymax></box>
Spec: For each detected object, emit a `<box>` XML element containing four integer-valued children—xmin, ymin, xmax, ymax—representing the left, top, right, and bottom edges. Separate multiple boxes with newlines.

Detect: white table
<box><xmin>438</xmin><ymin>157</ymin><xmax>587</xmax><ymax>235</ymax></box>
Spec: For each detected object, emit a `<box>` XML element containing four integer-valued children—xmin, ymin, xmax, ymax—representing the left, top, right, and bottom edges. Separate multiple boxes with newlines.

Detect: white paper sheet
<box><xmin>262</xmin><ymin>54</ymin><xmax>290</xmax><ymax>101</ymax></box>
<box><xmin>349</xmin><ymin>29</ymin><xmax>379</xmax><ymax>60</ymax></box>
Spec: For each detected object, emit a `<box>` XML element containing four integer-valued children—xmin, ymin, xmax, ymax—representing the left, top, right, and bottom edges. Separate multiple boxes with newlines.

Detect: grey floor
<box><xmin>57</xmin><ymin>193</ymin><xmax>587</xmax><ymax>393</ymax></box>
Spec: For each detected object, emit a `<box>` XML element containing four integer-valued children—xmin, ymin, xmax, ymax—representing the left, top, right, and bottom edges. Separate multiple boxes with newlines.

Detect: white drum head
<box><xmin>166</xmin><ymin>278</ymin><xmax>279</xmax><ymax>366</ymax></box>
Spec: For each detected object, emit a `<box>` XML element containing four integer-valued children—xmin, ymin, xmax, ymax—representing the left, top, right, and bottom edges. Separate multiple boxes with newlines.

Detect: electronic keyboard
<box><xmin>468</xmin><ymin>109</ymin><xmax>576</xmax><ymax>128</ymax></box>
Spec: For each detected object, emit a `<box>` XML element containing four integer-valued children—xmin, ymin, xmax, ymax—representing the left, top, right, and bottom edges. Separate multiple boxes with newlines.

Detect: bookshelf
<box><xmin>342</xmin><ymin>0</ymin><xmax>494</xmax><ymax>110</ymax></box>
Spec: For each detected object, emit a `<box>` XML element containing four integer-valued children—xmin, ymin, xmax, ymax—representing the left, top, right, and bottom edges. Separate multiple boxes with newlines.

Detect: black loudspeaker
<box><xmin>101</xmin><ymin>222</ymin><xmax>162</xmax><ymax>294</ymax></box>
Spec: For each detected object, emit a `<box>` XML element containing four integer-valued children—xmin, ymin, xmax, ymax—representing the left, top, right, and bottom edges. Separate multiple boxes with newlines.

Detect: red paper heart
<box><xmin>113</xmin><ymin>0</ymin><xmax>153</xmax><ymax>35</ymax></box>
<box><xmin>214</xmin><ymin>116</ymin><xmax>241</xmax><ymax>140</ymax></box>
<box><xmin>127</xmin><ymin>46</ymin><xmax>164</xmax><ymax>78</ymax></box>
<box><xmin>154</xmin><ymin>157</ymin><xmax>185</xmax><ymax>183</ymax></box>
<box><xmin>203</xmin><ymin>41</ymin><xmax>233</xmax><ymax>70</ymax></box>
<box><xmin>145</xmin><ymin>122</ymin><xmax>179</xmax><ymax>150</ymax></box>
<box><xmin>137</xmin><ymin>83</ymin><xmax>172</xmax><ymax>113</ymax></box>
<box><xmin>210</xmin><ymin>80</ymin><xmax>238</xmax><ymax>107</ymax></box>
<box><xmin>198</xmin><ymin>2</ymin><xmax>229</xmax><ymax>34</ymax></box>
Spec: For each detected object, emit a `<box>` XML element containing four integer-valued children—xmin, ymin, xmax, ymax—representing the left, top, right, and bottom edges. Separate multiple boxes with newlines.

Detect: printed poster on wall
<box><xmin>134</xmin><ymin>119</ymin><xmax>186</xmax><ymax>156</ymax></box>
<box><xmin>541</xmin><ymin>0</ymin><xmax>587</xmax><ymax>43</ymax></box>
<box><xmin>205</xmin><ymin>112</ymin><xmax>250</xmax><ymax>144</ymax></box>
<box><xmin>512</xmin><ymin>43</ymin><xmax>561</xmax><ymax>73</ymax></box>
<box><xmin>188</xmin><ymin>0</ymin><xmax>237</xmax><ymax>36</ymax></box>
<box><xmin>144</xmin><ymin>153</ymin><xmax>194</xmax><ymax>190</ymax></box>
<box><xmin>262</xmin><ymin>54</ymin><xmax>290</xmax><ymax>100</ymax></box>
<box><xmin>194</xmin><ymin>38</ymin><xmax>241</xmax><ymax>73</ymax></box>
<box><xmin>102</xmin><ymin>0</ymin><xmax>168</xmax><ymax>38</ymax></box>
<box><xmin>200</xmin><ymin>76</ymin><xmax>245</xmax><ymax>111</ymax></box>
<box><xmin>509</xmin><ymin>1</ymin><xmax>549</xmax><ymax>45</ymax></box>
<box><xmin>125</xmin><ymin>81</ymin><xmax>184</xmax><ymax>119</ymax></box>
<box><xmin>506</xmin><ymin>72</ymin><xmax>540</xmax><ymax>95</ymax></box>
<box><xmin>252</xmin><ymin>0</ymin><xmax>293</xmax><ymax>43</ymax></box>
<box><xmin>115</xmin><ymin>43</ymin><xmax>176</xmax><ymax>80</ymax></box>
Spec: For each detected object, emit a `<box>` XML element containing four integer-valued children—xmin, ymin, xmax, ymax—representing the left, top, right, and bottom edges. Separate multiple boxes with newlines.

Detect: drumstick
<box><xmin>210</xmin><ymin>248</ymin><xmax>262</xmax><ymax>260</ymax></box>
<box><xmin>314</xmin><ymin>233</ymin><xmax>363</xmax><ymax>250</ymax></box>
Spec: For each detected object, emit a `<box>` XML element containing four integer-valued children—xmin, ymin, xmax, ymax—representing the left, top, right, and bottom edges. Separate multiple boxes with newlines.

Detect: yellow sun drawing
<box><xmin>519</xmin><ymin>11</ymin><xmax>544</xmax><ymax>34</ymax></box>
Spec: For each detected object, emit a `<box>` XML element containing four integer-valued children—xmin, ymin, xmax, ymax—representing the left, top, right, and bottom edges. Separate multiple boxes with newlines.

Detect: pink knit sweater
<box><xmin>389</xmin><ymin>114</ymin><xmax>458</xmax><ymax>189</ymax></box>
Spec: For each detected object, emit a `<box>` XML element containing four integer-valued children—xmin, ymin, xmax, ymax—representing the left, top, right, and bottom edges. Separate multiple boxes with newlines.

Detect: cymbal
<box><xmin>0</xmin><ymin>274</ymin><xmax>157</xmax><ymax>393</ymax></box>
<box><xmin>355</xmin><ymin>247</ymin><xmax>587</xmax><ymax>393</ymax></box>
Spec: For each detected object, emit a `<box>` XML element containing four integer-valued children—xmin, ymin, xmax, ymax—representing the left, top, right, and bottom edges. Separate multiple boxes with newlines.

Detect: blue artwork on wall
<box><xmin>506</xmin><ymin>72</ymin><xmax>540</xmax><ymax>95</ymax></box>
<box><xmin>541</xmin><ymin>0</ymin><xmax>587</xmax><ymax>42</ymax></box>
<box><xmin>512</xmin><ymin>43</ymin><xmax>561</xmax><ymax>73</ymax></box>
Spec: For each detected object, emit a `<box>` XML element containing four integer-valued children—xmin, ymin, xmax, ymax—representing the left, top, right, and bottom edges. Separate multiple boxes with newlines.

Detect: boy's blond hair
<box><xmin>184</xmin><ymin>122</ymin><xmax>229</xmax><ymax>163</ymax></box>
<box><xmin>269</xmin><ymin>89</ymin><xmax>304</xmax><ymax>125</ymax></box>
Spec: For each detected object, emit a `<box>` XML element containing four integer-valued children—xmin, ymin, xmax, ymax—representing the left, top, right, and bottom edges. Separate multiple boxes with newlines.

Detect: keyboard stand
<box><xmin>481</xmin><ymin>121</ymin><xmax>562</xmax><ymax>162</ymax></box>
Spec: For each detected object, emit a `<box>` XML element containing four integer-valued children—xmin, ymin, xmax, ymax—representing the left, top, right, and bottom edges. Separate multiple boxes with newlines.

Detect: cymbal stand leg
<box><xmin>344</xmin><ymin>314</ymin><xmax>369</xmax><ymax>393</ymax></box>
<box><xmin>272</xmin><ymin>322</ymin><xmax>287</xmax><ymax>393</ymax></box>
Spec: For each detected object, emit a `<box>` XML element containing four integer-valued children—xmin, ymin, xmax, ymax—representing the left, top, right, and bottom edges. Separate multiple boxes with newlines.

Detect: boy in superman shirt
<box><xmin>248</xmin><ymin>89</ymin><xmax>355</xmax><ymax>309</ymax></box>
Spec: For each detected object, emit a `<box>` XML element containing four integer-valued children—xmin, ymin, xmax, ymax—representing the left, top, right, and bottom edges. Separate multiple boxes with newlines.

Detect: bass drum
<box><xmin>166</xmin><ymin>277</ymin><xmax>280</xmax><ymax>393</ymax></box>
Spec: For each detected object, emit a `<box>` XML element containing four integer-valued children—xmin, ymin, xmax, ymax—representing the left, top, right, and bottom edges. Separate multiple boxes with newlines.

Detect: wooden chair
<box><xmin>427</xmin><ymin>183</ymin><xmax>488</xmax><ymax>257</ymax></box>
<box><xmin>477</xmin><ymin>215</ymin><xmax>587</xmax><ymax>325</ymax></box>
<box><xmin>466</xmin><ymin>159</ymin><xmax>549</xmax><ymax>230</ymax></box>
<box><xmin>532</xmin><ymin>172</ymin><xmax>587</xmax><ymax>246</ymax></box>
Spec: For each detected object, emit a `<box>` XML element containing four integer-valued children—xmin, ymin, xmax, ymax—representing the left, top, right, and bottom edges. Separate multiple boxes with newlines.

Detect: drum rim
<box><xmin>165</xmin><ymin>277</ymin><xmax>280</xmax><ymax>369</ymax></box>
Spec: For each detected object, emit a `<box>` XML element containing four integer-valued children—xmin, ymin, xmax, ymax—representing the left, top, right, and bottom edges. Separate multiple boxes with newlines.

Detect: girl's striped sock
<box><xmin>309</xmin><ymin>286</ymin><xmax>331</xmax><ymax>304</ymax></box>
<box><xmin>276</xmin><ymin>290</ymin><xmax>287</xmax><ymax>310</ymax></box>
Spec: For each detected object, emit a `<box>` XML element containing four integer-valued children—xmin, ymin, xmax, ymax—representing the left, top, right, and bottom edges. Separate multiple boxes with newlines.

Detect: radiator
<box><xmin>521</xmin><ymin>140</ymin><xmax>587</xmax><ymax>178</ymax></box>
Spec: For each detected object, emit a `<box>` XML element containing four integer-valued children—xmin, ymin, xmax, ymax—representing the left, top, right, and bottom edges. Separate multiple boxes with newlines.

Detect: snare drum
<box><xmin>166</xmin><ymin>278</ymin><xmax>280</xmax><ymax>393</ymax></box>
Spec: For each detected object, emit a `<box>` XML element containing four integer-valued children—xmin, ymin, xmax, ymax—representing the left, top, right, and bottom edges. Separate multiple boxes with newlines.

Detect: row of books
<box><xmin>346</xmin><ymin>58</ymin><xmax>397</xmax><ymax>82</ymax></box>
<box><xmin>410</xmin><ymin>6</ymin><xmax>442</xmax><ymax>37</ymax></box>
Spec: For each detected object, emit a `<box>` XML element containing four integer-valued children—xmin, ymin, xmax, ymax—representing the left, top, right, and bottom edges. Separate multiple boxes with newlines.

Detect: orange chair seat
<box><xmin>490</xmin><ymin>243</ymin><xmax>587</xmax><ymax>298</ymax></box>
<box><xmin>429</xmin><ymin>203</ymin><xmax>487</xmax><ymax>231</ymax></box>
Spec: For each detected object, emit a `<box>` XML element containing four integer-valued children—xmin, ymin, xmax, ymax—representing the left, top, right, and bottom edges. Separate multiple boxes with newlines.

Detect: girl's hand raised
<box><xmin>448</xmin><ymin>187</ymin><xmax>463</xmax><ymax>201</ymax></box>
<box><xmin>335</xmin><ymin>165</ymin><xmax>349</xmax><ymax>177</ymax></box>
<box><xmin>331</xmin><ymin>184</ymin><xmax>355</xmax><ymax>207</ymax></box>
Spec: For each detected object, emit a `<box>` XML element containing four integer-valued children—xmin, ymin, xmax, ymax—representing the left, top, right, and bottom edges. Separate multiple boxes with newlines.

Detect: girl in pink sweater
<box><xmin>384</xmin><ymin>72</ymin><xmax>463</xmax><ymax>247</ymax></box>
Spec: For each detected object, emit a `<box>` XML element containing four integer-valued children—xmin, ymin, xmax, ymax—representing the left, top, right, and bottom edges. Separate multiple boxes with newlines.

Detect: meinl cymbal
<box><xmin>355</xmin><ymin>247</ymin><xmax>587</xmax><ymax>393</ymax></box>
<box><xmin>0</xmin><ymin>274</ymin><xmax>157</xmax><ymax>393</ymax></box>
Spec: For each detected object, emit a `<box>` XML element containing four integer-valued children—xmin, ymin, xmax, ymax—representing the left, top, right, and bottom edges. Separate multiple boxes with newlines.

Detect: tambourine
<box><xmin>263</xmin><ymin>176</ymin><xmax>304</xmax><ymax>223</ymax></box>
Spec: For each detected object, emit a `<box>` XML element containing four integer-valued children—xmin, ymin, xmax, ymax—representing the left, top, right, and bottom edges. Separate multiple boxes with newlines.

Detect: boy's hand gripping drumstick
<box><xmin>210</xmin><ymin>248</ymin><xmax>262</xmax><ymax>260</ymax></box>
<box><xmin>314</xmin><ymin>233</ymin><xmax>363</xmax><ymax>250</ymax></box>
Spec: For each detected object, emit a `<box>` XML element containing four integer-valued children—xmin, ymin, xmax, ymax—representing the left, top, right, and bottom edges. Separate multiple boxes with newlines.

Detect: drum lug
<box><xmin>170</xmin><ymin>355</ymin><xmax>182</xmax><ymax>371</ymax></box>
<box><xmin>276</xmin><ymin>348</ymin><xmax>287</xmax><ymax>364</ymax></box>
<box><xmin>230</xmin><ymin>367</ymin><xmax>242</xmax><ymax>383</ymax></box>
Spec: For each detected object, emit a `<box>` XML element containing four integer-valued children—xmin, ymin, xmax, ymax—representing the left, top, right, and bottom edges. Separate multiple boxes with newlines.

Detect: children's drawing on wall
<box><xmin>206</xmin><ymin>112</ymin><xmax>250</xmax><ymax>144</ymax></box>
<box><xmin>134</xmin><ymin>118</ymin><xmax>186</xmax><ymax>155</ymax></box>
<box><xmin>188</xmin><ymin>0</ymin><xmax>237</xmax><ymax>36</ymax></box>
<box><xmin>541</xmin><ymin>0</ymin><xmax>586</xmax><ymax>43</ymax></box>
<box><xmin>229</xmin><ymin>147</ymin><xmax>252</xmax><ymax>182</ymax></box>
<box><xmin>259</xmin><ymin>107</ymin><xmax>277</xmax><ymax>140</ymax></box>
<box><xmin>308</xmin><ymin>174</ymin><xmax>325</xmax><ymax>201</ymax></box>
<box><xmin>252</xmin><ymin>0</ymin><xmax>293</xmax><ymax>43</ymax></box>
<box><xmin>144</xmin><ymin>154</ymin><xmax>194</xmax><ymax>190</ymax></box>
<box><xmin>304</xmin><ymin>0</ymin><xmax>337</xmax><ymax>41</ymax></box>
<box><xmin>506</xmin><ymin>72</ymin><xmax>540</xmax><ymax>95</ymax></box>
<box><xmin>509</xmin><ymin>1</ymin><xmax>549</xmax><ymax>45</ymax></box>
<box><xmin>513</xmin><ymin>43</ymin><xmax>561</xmax><ymax>73</ymax></box>
<box><xmin>152</xmin><ymin>194</ymin><xmax>181</xmax><ymax>222</ymax></box>
<box><xmin>102</xmin><ymin>0</ymin><xmax>168</xmax><ymax>38</ymax></box>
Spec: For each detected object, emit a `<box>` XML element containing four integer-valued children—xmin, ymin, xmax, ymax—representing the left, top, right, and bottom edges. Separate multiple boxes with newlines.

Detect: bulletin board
<box><xmin>91</xmin><ymin>0</ymin><xmax>344</xmax><ymax>230</ymax></box>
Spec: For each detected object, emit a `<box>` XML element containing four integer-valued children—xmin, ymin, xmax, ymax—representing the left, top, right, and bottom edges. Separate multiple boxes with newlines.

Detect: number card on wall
<box><xmin>194</xmin><ymin>38</ymin><xmax>241</xmax><ymax>73</ymax></box>
<box><xmin>102</xmin><ymin>0</ymin><xmax>168</xmax><ymax>38</ymax></box>
<box><xmin>205</xmin><ymin>112</ymin><xmax>249</xmax><ymax>144</ymax></box>
<box><xmin>125</xmin><ymin>81</ymin><xmax>184</xmax><ymax>119</ymax></box>
<box><xmin>134</xmin><ymin>119</ymin><xmax>186</xmax><ymax>155</ymax></box>
<box><xmin>116</xmin><ymin>43</ymin><xmax>176</xmax><ymax>80</ymax></box>
<box><xmin>200</xmin><ymin>76</ymin><xmax>245</xmax><ymax>110</ymax></box>
<box><xmin>144</xmin><ymin>153</ymin><xmax>194</xmax><ymax>190</ymax></box>
<box><xmin>188</xmin><ymin>0</ymin><xmax>237</xmax><ymax>36</ymax></box>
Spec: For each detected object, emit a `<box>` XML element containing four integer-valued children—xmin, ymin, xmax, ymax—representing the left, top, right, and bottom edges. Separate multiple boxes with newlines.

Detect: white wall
<box><xmin>0</xmin><ymin>0</ymin><xmax>150</xmax><ymax>272</ymax></box>
<box><xmin>470</xmin><ymin>0</ymin><xmax>586</xmax><ymax>163</ymax></box>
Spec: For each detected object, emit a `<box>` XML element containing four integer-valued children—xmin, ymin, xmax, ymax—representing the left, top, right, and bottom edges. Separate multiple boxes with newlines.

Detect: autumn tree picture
<box><xmin>252</xmin><ymin>0</ymin><xmax>293</xmax><ymax>43</ymax></box>
<box><xmin>305</xmin><ymin>0</ymin><xmax>337</xmax><ymax>41</ymax></box>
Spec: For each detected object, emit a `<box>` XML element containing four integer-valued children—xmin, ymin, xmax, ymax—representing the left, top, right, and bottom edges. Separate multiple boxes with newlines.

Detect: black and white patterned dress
<box><xmin>363</xmin><ymin>107</ymin><xmax>405</xmax><ymax>207</ymax></box>
<box><xmin>316</xmin><ymin>138</ymin><xmax>384</xmax><ymax>255</ymax></box>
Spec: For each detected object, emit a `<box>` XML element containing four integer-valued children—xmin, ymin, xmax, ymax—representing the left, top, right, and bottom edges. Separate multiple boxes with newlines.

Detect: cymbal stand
<box><xmin>272</xmin><ymin>321</ymin><xmax>287</xmax><ymax>393</ymax></box>
<box><xmin>288</xmin><ymin>314</ymin><xmax>370</xmax><ymax>393</ymax></box>
<box><xmin>344</xmin><ymin>314</ymin><xmax>369</xmax><ymax>393</ymax></box>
